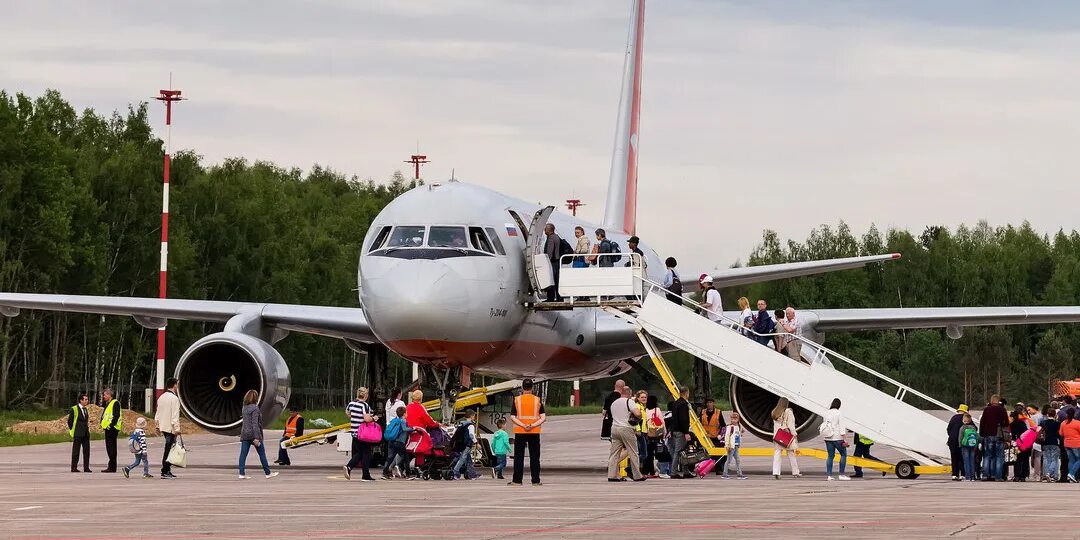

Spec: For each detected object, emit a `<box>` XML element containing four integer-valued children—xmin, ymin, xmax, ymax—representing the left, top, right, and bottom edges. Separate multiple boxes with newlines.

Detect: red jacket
<box><xmin>405</xmin><ymin>402</ymin><xmax>438</xmax><ymax>430</ymax></box>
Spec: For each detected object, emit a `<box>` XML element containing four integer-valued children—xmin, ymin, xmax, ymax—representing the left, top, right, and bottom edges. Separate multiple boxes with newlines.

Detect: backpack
<box><xmin>607</xmin><ymin>241</ymin><xmax>622</xmax><ymax>263</ymax></box>
<box><xmin>960</xmin><ymin>425</ymin><xmax>978</xmax><ymax>448</ymax></box>
<box><xmin>128</xmin><ymin>432</ymin><xmax>141</xmax><ymax>454</ymax></box>
<box><xmin>558</xmin><ymin>238</ymin><xmax>574</xmax><ymax>258</ymax></box>
<box><xmin>383</xmin><ymin>419</ymin><xmax>402</xmax><ymax>442</ymax></box>
<box><xmin>450</xmin><ymin>423</ymin><xmax>470</xmax><ymax>452</ymax></box>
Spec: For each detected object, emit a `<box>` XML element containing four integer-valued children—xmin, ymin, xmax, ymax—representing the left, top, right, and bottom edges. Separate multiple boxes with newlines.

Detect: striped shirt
<box><xmin>131</xmin><ymin>428</ymin><xmax>148</xmax><ymax>454</ymax></box>
<box><xmin>347</xmin><ymin>400</ymin><xmax>372</xmax><ymax>432</ymax></box>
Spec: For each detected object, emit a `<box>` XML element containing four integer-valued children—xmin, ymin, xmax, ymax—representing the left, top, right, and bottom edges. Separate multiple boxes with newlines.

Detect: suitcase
<box><xmin>695</xmin><ymin>458</ymin><xmax>719</xmax><ymax>477</ymax></box>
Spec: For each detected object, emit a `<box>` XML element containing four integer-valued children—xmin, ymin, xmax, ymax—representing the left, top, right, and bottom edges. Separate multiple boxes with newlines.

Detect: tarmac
<box><xmin>0</xmin><ymin>414</ymin><xmax>1074</xmax><ymax>539</ymax></box>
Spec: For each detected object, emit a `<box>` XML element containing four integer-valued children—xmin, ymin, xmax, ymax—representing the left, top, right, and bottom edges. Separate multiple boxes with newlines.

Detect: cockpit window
<box><xmin>484</xmin><ymin>227</ymin><xmax>506</xmax><ymax>255</ymax></box>
<box><xmin>469</xmin><ymin>227</ymin><xmax>494</xmax><ymax>254</ymax></box>
<box><xmin>368</xmin><ymin>226</ymin><xmax>392</xmax><ymax>252</ymax></box>
<box><xmin>387</xmin><ymin>225</ymin><xmax>426</xmax><ymax>248</ymax></box>
<box><xmin>428</xmin><ymin>226</ymin><xmax>468</xmax><ymax>248</ymax></box>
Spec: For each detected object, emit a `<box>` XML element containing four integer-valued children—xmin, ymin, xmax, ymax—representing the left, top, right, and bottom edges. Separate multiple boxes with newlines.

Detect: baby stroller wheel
<box><xmin>442</xmin><ymin>470</ymin><xmax>454</xmax><ymax>481</ymax></box>
<box><xmin>421</xmin><ymin>471</ymin><xmax>430</xmax><ymax>480</ymax></box>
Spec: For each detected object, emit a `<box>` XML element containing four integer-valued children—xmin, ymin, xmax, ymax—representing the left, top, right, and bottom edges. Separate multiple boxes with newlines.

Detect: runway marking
<box><xmin>12</xmin><ymin>506</ymin><xmax>43</xmax><ymax>511</ymax></box>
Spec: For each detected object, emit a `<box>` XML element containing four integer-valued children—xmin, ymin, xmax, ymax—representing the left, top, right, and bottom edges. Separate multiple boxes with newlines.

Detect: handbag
<box><xmin>773</xmin><ymin>428</ymin><xmax>794</xmax><ymax>448</ymax></box>
<box><xmin>356</xmin><ymin>421</ymin><xmax>383</xmax><ymax>443</ymax></box>
<box><xmin>166</xmin><ymin>435</ymin><xmax>187</xmax><ymax>468</ymax></box>
<box><xmin>678</xmin><ymin>447</ymin><xmax>708</xmax><ymax>467</ymax></box>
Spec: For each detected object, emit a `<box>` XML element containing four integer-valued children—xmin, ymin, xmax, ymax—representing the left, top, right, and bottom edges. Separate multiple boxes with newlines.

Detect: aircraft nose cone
<box><xmin>363</xmin><ymin>260</ymin><xmax>471</xmax><ymax>344</ymax></box>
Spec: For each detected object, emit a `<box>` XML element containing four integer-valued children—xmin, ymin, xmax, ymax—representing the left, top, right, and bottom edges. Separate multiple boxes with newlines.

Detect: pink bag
<box><xmin>773</xmin><ymin>428</ymin><xmax>794</xmax><ymax>448</ymax></box>
<box><xmin>356</xmin><ymin>421</ymin><xmax>383</xmax><ymax>443</ymax></box>
<box><xmin>695</xmin><ymin>458</ymin><xmax>719</xmax><ymax>477</ymax></box>
<box><xmin>1015</xmin><ymin>428</ymin><xmax>1037</xmax><ymax>452</ymax></box>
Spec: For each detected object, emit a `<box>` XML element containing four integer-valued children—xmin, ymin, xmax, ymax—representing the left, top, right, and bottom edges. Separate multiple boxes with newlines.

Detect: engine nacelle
<box><xmin>729</xmin><ymin>375</ymin><xmax>822</xmax><ymax>443</ymax></box>
<box><xmin>176</xmin><ymin>332</ymin><xmax>291</xmax><ymax>435</ymax></box>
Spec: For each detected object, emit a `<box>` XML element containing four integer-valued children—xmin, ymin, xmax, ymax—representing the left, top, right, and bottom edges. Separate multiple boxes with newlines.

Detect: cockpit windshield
<box><xmin>428</xmin><ymin>226</ymin><xmax>468</xmax><ymax>248</ymax></box>
<box><xmin>387</xmin><ymin>226</ymin><xmax>425</xmax><ymax>248</ymax></box>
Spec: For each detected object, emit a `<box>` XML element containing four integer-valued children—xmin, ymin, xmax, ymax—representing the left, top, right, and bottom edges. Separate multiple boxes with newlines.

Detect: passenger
<box><xmin>67</xmin><ymin>392</ymin><xmax>91</xmax><ymax>473</ymax></box>
<box><xmin>405</xmin><ymin>390</ymin><xmax>439</xmax><ymax>472</ymax></box>
<box><xmin>1060</xmin><ymin>407</ymin><xmax>1080</xmax><ymax>482</ymax></box>
<box><xmin>851</xmin><ymin>433</ymin><xmax>882</xmax><ymax>478</ymax></box>
<box><xmin>662</xmin><ymin>257</ymin><xmax>683</xmax><ymax>304</ymax></box>
<box><xmin>642</xmin><ymin>395</ymin><xmax>664</xmax><ymax>478</ymax></box>
<box><xmin>601</xmin><ymin>379</ymin><xmax>625</xmax><ymax>440</ymax></box>
<box><xmin>154</xmin><ymin>377</ymin><xmax>181</xmax><ymax>479</ymax></box>
<box><xmin>656</xmin><ymin>401</ymin><xmax>674</xmax><ymax>479</ymax></box>
<box><xmin>1010</xmin><ymin>410</ymin><xmax>1031</xmax><ymax>481</ymax></box>
<box><xmin>751</xmin><ymin>299</ymin><xmax>776</xmax><ymax>347</ymax></box>
<box><xmin>821</xmin><ymin>398</ymin><xmax>850</xmax><ymax>481</ymax></box>
<box><xmin>722</xmin><ymin>412</ymin><xmax>747</xmax><ymax>479</ymax></box>
<box><xmin>593</xmin><ymin>228</ymin><xmax>619</xmax><ymax>268</ymax></box>
<box><xmin>122</xmin><ymin>417</ymin><xmax>151</xmax><ymax>479</ymax></box>
<box><xmin>275</xmin><ymin>405</ymin><xmax>303</xmax><ymax>466</ymax></box>
<box><xmin>238</xmin><ymin>389</ymin><xmax>278</xmax><ymax>479</ymax></box>
<box><xmin>946</xmin><ymin>404</ymin><xmax>968</xmax><ymax>481</ymax></box>
<box><xmin>343</xmin><ymin>387</ymin><xmax>377</xmax><ymax>481</ymax></box>
<box><xmin>779</xmin><ymin>307</ymin><xmax>802</xmax><ymax>361</ymax></box>
<box><xmin>958</xmin><ymin>414</ymin><xmax>979</xmax><ymax>481</ymax></box>
<box><xmin>979</xmin><ymin>394</ymin><xmax>1009</xmax><ymax>481</ymax></box>
<box><xmin>700</xmin><ymin>276</ymin><xmax>722</xmax><ymax>322</ymax></box>
<box><xmin>1027</xmin><ymin>405</ymin><xmax>1044</xmax><ymax>479</ymax></box>
<box><xmin>99</xmin><ymin>388</ymin><xmax>122</xmax><ymax>473</ymax></box>
<box><xmin>509</xmin><ymin>378</ymin><xmax>546</xmax><ymax>485</ymax></box>
<box><xmin>543</xmin><ymin>224</ymin><xmax>562</xmax><ymax>302</ymax></box>
<box><xmin>572</xmin><ymin>226</ymin><xmax>590</xmax><ymax>268</ymax></box>
<box><xmin>625</xmin><ymin>236</ymin><xmax>647</xmax><ymax>272</ymax></box>
<box><xmin>668</xmin><ymin>386</ymin><xmax>692</xmax><ymax>479</ymax></box>
<box><xmin>737</xmin><ymin>297</ymin><xmax>753</xmax><ymax>336</ymax></box>
<box><xmin>770</xmin><ymin>397</ymin><xmax>801</xmax><ymax>479</ymax></box>
<box><xmin>1040</xmin><ymin>405</ymin><xmax>1061</xmax><ymax>482</ymax></box>
<box><xmin>1059</xmin><ymin>396</ymin><xmax>1077</xmax><ymax>483</ymax></box>
<box><xmin>384</xmin><ymin>387</ymin><xmax>406</xmax><ymax>424</ymax></box>
<box><xmin>772</xmin><ymin>309</ymin><xmax>786</xmax><ymax>352</ymax></box>
<box><xmin>382</xmin><ymin>405</ymin><xmax>410</xmax><ymax>480</ymax></box>
<box><xmin>451</xmin><ymin>410</ymin><xmax>480</xmax><ymax>480</ymax></box>
<box><xmin>491</xmin><ymin>418</ymin><xmax>510</xmax><ymax>480</ymax></box>
<box><xmin>607</xmin><ymin>386</ymin><xmax>645</xmax><ymax>482</ymax></box>
<box><xmin>633</xmin><ymin>390</ymin><xmax>650</xmax><ymax>478</ymax></box>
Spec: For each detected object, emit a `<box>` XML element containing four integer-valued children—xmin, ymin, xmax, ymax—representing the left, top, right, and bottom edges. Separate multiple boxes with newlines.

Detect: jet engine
<box><xmin>729</xmin><ymin>376</ymin><xmax>821</xmax><ymax>442</ymax></box>
<box><xmin>175</xmin><ymin>332</ymin><xmax>291</xmax><ymax>435</ymax></box>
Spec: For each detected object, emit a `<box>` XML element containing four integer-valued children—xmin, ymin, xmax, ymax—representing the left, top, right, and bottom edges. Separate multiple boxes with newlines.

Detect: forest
<box><xmin>1</xmin><ymin>90</ymin><xmax>1077</xmax><ymax>412</ymax></box>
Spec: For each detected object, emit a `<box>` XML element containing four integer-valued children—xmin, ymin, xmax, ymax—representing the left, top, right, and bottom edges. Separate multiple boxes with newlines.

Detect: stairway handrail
<box><xmin>636</xmin><ymin>277</ymin><xmax>954</xmax><ymax>413</ymax></box>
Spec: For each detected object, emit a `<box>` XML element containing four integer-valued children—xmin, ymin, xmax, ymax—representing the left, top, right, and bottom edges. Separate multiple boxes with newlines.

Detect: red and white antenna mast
<box><xmin>153</xmin><ymin>82</ymin><xmax>184</xmax><ymax>402</ymax></box>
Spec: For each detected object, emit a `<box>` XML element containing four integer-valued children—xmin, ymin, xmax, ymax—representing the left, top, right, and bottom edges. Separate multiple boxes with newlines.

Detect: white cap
<box><xmin>701</xmin><ymin>275</ymin><xmax>713</xmax><ymax>284</ymax></box>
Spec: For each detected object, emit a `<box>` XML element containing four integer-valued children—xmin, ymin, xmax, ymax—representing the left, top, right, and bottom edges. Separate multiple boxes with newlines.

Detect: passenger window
<box><xmin>368</xmin><ymin>226</ymin><xmax>392</xmax><ymax>252</ymax></box>
<box><xmin>429</xmin><ymin>226</ymin><xmax>468</xmax><ymax>248</ymax></box>
<box><xmin>469</xmin><ymin>227</ymin><xmax>494</xmax><ymax>253</ymax></box>
<box><xmin>387</xmin><ymin>226</ymin><xmax>426</xmax><ymax>247</ymax></box>
<box><xmin>484</xmin><ymin>227</ymin><xmax>506</xmax><ymax>255</ymax></box>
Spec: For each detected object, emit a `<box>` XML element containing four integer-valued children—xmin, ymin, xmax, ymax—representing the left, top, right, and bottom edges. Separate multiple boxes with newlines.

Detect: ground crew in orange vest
<box><xmin>276</xmin><ymin>405</ymin><xmax>304</xmax><ymax>466</ymax></box>
<box><xmin>700</xmin><ymin>398</ymin><xmax>728</xmax><ymax>474</ymax></box>
<box><xmin>509</xmin><ymin>378</ymin><xmax>546</xmax><ymax>486</ymax></box>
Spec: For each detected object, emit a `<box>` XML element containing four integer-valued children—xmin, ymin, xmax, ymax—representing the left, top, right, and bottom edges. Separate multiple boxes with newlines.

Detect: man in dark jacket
<box><xmin>946</xmin><ymin>404</ymin><xmax>968</xmax><ymax>480</ymax></box>
<box><xmin>600</xmin><ymin>380</ymin><xmax>624</xmax><ymax>440</ymax></box>
<box><xmin>99</xmin><ymin>388</ymin><xmax>122</xmax><ymax>472</ymax></box>
<box><xmin>978</xmin><ymin>394</ymin><xmax>1009</xmax><ymax>480</ymax></box>
<box><xmin>750</xmin><ymin>299</ymin><xmax>775</xmax><ymax>346</ymax></box>
<box><xmin>67</xmin><ymin>393</ymin><xmax>92</xmax><ymax>473</ymax></box>
<box><xmin>668</xmin><ymin>386</ymin><xmax>692</xmax><ymax>478</ymax></box>
<box><xmin>543</xmin><ymin>224</ymin><xmax>561</xmax><ymax>302</ymax></box>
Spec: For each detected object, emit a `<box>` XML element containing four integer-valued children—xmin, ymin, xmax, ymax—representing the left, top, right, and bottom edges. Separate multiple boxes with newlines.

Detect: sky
<box><xmin>3</xmin><ymin>0</ymin><xmax>1080</xmax><ymax>275</ymax></box>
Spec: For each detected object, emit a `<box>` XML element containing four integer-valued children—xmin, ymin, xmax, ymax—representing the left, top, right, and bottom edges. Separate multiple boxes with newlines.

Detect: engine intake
<box><xmin>176</xmin><ymin>332</ymin><xmax>290</xmax><ymax>435</ymax></box>
<box><xmin>729</xmin><ymin>375</ymin><xmax>821</xmax><ymax>443</ymax></box>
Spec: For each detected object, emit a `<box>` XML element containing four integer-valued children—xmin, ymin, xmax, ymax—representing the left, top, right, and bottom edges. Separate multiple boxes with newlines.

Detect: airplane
<box><xmin>4</xmin><ymin>0</ymin><xmax>1080</xmax><ymax>442</ymax></box>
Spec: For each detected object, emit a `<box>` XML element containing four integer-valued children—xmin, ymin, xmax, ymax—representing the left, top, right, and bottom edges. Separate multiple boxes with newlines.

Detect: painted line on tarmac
<box><xmin>12</xmin><ymin>506</ymin><xmax>43</xmax><ymax>511</ymax></box>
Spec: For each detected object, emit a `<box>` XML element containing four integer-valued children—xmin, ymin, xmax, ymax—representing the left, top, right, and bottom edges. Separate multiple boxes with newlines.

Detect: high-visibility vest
<box><xmin>702</xmin><ymin>409</ymin><xmax>722</xmax><ymax>439</ymax></box>
<box><xmin>284</xmin><ymin>414</ymin><xmax>302</xmax><ymax>438</ymax></box>
<box><xmin>857</xmin><ymin>434</ymin><xmax>874</xmax><ymax>446</ymax></box>
<box><xmin>513</xmin><ymin>393</ymin><xmax>542</xmax><ymax>434</ymax></box>
<box><xmin>100</xmin><ymin>399</ymin><xmax>123</xmax><ymax>431</ymax></box>
<box><xmin>635</xmin><ymin>402</ymin><xmax>647</xmax><ymax>434</ymax></box>
<box><xmin>68</xmin><ymin>405</ymin><xmax>80</xmax><ymax>438</ymax></box>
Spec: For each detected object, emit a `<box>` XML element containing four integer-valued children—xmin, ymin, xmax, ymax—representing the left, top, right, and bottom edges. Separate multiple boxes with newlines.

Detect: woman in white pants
<box><xmin>771</xmin><ymin>397</ymin><xmax>802</xmax><ymax>479</ymax></box>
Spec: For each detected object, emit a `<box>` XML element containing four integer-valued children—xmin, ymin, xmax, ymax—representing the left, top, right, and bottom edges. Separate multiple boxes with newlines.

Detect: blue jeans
<box><xmin>961</xmin><ymin>447</ymin><xmax>977</xmax><ymax>480</ymax></box>
<box><xmin>383</xmin><ymin>441</ymin><xmax>406</xmax><ymax>476</ymax></box>
<box><xmin>126</xmin><ymin>453</ymin><xmax>149</xmax><ymax>475</ymax></box>
<box><xmin>982</xmin><ymin>437</ymin><xmax>1003</xmax><ymax>479</ymax></box>
<box><xmin>1068</xmin><ymin>447</ymin><xmax>1080</xmax><ymax>480</ymax></box>
<box><xmin>723</xmin><ymin>447</ymin><xmax>742</xmax><ymax>476</ymax></box>
<box><xmin>239</xmin><ymin>439</ymin><xmax>271</xmax><ymax>476</ymax></box>
<box><xmin>494</xmin><ymin>454</ymin><xmax>507</xmax><ymax>476</ymax></box>
<box><xmin>1042</xmin><ymin>445</ymin><xmax>1060</xmax><ymax>481</ymax></box>
<box><xmin>453</xmin><ymin>445</ymin><xmax>477</xmax><ymax>478</ymax></box>
<box><xmin>825</xmin><ymin>440</ymin><xmax>847</xmax><ymax>476</ymax></box>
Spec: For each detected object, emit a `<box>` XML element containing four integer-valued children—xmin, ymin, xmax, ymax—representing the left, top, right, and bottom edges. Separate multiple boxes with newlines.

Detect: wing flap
<box><xmin>806</xmin><ymin>306</ymin><xmax>1080</xmax><ymax>332</ymax></box>
<box><xmin>700</xmin><ymin>253</ymin><xmax>900</xmax><ymax>289</ymax></box>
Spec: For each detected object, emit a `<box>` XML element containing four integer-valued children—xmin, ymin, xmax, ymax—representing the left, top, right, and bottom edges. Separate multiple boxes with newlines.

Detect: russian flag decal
<box><xmin>505</xmin><ymin>223</ymin><xmax>518</xmax><ymax>237</ymax></box>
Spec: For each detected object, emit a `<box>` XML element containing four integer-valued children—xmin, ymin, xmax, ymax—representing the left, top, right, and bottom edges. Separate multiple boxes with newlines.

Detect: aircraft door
<box><xmin>524</xmin><ymin>206</ymin><xmax>555</xmax><ymax>299</ymax></box>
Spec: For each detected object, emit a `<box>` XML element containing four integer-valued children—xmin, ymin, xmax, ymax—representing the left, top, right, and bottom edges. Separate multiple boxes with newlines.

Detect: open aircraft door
<box><xmin>524</xmin><ymin>205</ymin><xmax>555</xmax><ymax>298</ymax></box>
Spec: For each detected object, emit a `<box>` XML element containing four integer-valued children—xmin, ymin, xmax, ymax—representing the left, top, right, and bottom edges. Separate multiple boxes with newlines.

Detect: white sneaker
<box><xmin>265</xmin><ymin>472</ymin><xmax>279</xmax><ymax>479</ymax></box>
<box><xmin>658</xmin><ymin>473</ymin><xmax>671</xmax><ymax>479</ymax></box>
<box><xmin>838</xmin><ymin>475</ymin><xmax>851</xmax><ymax>481</ymax></box>
<box><xmin>238</xmin><ymin>475</ymin><xmax>249</xmax><ymax>479</ymax></box>
<box><xmin>825</xmin><ymin>476</ymin><xmax>835</xmax><ymax>481</ymax></box>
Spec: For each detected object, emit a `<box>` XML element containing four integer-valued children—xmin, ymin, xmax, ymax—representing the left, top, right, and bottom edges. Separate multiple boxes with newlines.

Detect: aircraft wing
<box><xmin>0</xmin><ymin>293</ymin><xmax>377</xmax><ymax>343</ymax></box>
<box><xmin>696</xmin><ymin>253</ymin><xmax>901</xmax><ymax>290</ymax></box>
<box><xmin>803</xmin><ymin>306</ymin><xmax>1080</xmax><ymax>333</ymax></box>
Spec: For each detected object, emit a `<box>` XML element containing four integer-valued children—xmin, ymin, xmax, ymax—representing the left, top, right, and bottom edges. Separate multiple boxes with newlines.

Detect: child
<box><xmin>959</xmin><ymin>413</ymin><xmax>979</xmax><ymax>481</ymax></box>
<box><xmin>382</xmin><ymin>406</ymin><xmax>410</xmax><ymax>480</ymax></box>
<box><xmin>122</xmin><ymin>417</ymin><xmax>151</xmax><ymax>479</ymax></box>
<box><xmin>722</xmin><ymin>412</ymin><xmax>747</xmax><ymax>479</ymax></box>
<box><xmin>491</xmin><ymin>418</ymin><xmax>510</xmax><ymax>479</ymax></box>
<box><xmin>451</xmin><ymin>410</ymin><xmax>480</xmax><ymax>480</ymax></box>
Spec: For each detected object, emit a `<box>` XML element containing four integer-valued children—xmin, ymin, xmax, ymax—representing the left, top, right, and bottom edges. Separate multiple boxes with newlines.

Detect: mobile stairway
<box><xmin>553</xmin><ymin>263</ymin><xmax>954</xmax><ymax>478</ymax></box>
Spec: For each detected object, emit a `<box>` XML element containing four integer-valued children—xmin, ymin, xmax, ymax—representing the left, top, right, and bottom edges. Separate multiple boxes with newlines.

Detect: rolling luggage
<box><xmin>695</xmin><ymin>457</ymin><xmax>719</xmax><ymax>477</ymax></box>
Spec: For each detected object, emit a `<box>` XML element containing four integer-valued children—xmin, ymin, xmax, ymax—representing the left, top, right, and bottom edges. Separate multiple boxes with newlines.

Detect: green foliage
<box><xmin>0</xmin><ymin>407</ymin><xmax>104</xmax><ymax>446</ymax></box>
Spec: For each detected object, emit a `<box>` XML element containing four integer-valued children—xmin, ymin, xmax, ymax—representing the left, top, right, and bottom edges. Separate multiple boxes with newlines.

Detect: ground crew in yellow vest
<box><xmin>276</xmin><ymin>405</ymin><xmax>304</xmax><ymax>466</ymax></box>
<box><xmin>509</xmin><ymin>378</ymin><xmax>546</xmax><ymax>486</ymax></box>
<box><xmin>852</xmin><ymin>432</ymin><xmax>882</xmax><ymax>478</ymax></box>
<box><xmin>99</xmin><ymin>388</ymin><xmax>123</xmax><ymax>473</ymax></box>
<box><xmin>67</xmin><ymin>393</ymin><xmax>92</xmax><ymax>473</ymax></box>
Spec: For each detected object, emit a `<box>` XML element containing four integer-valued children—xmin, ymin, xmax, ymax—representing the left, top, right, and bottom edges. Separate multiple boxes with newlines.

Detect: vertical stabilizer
<box><xmin>602</xmin><ymin>0</ymin><xmax>645</xmax><ymax>235</ymax></box>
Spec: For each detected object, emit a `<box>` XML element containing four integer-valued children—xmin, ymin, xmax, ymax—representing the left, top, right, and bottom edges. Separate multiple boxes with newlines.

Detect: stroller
<box><xmin>406</xmin><ymin>426</ymin><xmax>455</xmax><ymax>480</ymax></box>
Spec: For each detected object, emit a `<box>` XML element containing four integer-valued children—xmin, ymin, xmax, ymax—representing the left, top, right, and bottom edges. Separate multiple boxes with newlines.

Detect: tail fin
<box><xmin>602</xmin><ymin>0</ymin><xmax>645</xmax><ymax>236</ymax></box>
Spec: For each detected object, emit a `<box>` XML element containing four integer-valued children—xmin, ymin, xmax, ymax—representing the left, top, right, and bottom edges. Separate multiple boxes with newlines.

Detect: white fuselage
<box><xmin>357</xmin><ymin>181</ymin><xmax>662</xmax><ymax>380</ymax></box>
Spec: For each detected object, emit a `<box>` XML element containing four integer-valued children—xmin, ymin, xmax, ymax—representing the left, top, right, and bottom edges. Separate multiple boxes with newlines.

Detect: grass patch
<box><xmin>0</xmin><ymin>408</ymin><xmax>103</xmax><ymax>447</ymax></box>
